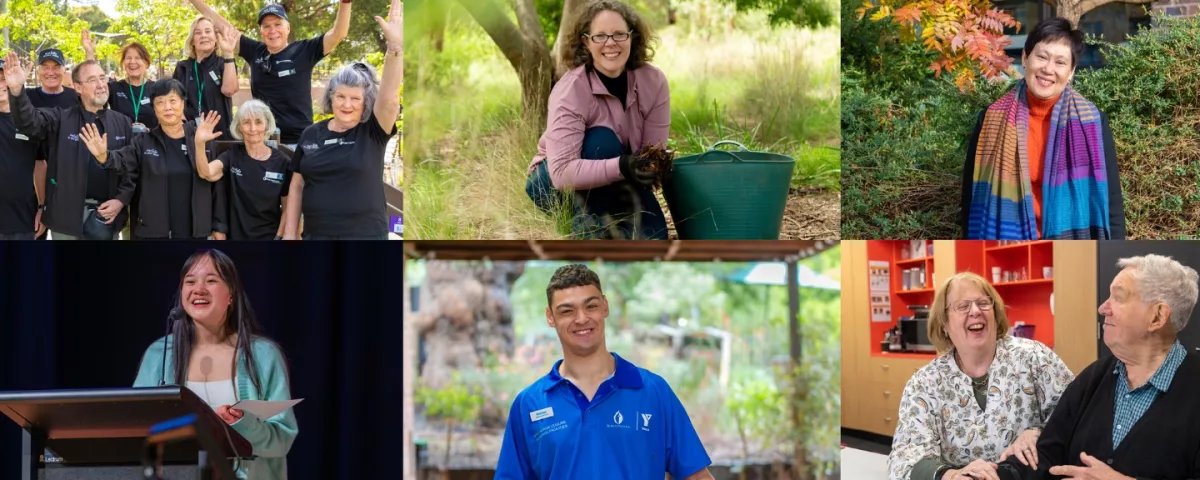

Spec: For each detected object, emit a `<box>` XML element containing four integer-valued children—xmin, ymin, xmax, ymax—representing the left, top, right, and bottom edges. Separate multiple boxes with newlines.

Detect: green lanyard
<box><xmin>128</xmin><ymin>82</ymin><xmax>145</xmax><ymax>121</ymax></box>
<box><xmin>193</xmin><ymin>60</ymin><xmax>205</xmax><ymax>114</ymax></box>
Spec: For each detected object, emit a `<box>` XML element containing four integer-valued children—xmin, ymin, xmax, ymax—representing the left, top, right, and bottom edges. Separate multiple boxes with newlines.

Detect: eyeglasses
<box><xmin>583</xmin><ymin>32</ymin><xmax>632</xmax><ymax>44</ymax></box>
<box><xmin>948</xmin><ymin>298</ymin><xmax>994</xmax><ymax>314</ymax></box>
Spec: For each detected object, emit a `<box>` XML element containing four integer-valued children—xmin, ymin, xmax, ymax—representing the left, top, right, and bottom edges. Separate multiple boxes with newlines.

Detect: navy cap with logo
<box><xmin>38</xmin><ymin>49</ymin><xmax>65</xmax><ymax>66</ymax></box>
<box><xmin>257</xmin><ymin>4</ymin><xmax>289</xmax><ymax>24</ymax></box>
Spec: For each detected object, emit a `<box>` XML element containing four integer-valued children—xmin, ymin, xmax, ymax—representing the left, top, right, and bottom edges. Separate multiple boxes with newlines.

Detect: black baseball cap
<box><xmin>257</xmin><ymin>4</ymin><xmax>288</xmax><ymax>24</ymax></box>
<box><xmin>38</xmin><ymin>49</ymin><xmax>65</xmax><ymax>66</ymax></box>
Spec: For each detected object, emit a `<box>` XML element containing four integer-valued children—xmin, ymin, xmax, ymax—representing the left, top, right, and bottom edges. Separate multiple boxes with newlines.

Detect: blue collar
<box><xmin>1115</xmin><ymin>341</ymin><xmax>1188</xmax><ymax>393</ymax></box>
<box><xmin>544</xmin><ymin>352</ymin><xmax>644</xmax><ymax>392</ymax></box>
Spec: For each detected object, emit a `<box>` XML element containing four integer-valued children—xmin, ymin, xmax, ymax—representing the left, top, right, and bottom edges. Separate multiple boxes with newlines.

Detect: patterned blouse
<box><xmin>887</xmin><ymin>336</ymin><xmax>1075</xmax><ymax>480</ymax></box>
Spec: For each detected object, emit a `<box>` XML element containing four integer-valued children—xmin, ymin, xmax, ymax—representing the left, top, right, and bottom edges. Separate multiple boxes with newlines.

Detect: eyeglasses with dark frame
<box><xmin>583</xmin><ymin>31</ymin><xmax>633</xmax><ymax>44</ymax></box>
<box><xmin>947</xmin><ymin>297</ymin><xmax>995</xmax><ymax>314</ymax></box>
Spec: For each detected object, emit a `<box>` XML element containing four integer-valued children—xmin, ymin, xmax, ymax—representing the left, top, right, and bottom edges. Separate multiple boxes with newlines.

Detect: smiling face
<box><xmin>546</xmin><ymin>285</ymin><xmax>609</xmax><ymax>356</ymax></box>
<box><xmin>260</xmin><ymin>16</ymin><xmax>291</xmax><ymax>52</ymax></box>
<box><xmin>331</xmin><ymin>86</ymin><xmax>365</xmax><ymax>125</ymax></box>
<box><xmin>239</xmin><ymin>115</ymin><xmax>268</xmax><ymax>144</ymax></box>
<box><xmin>39</xmin><ymin>60</ymin><xmax>64</xmax><ymax>90</ymax></box>
<box><xmin>181</xmin><ymin>254</ymin><xmax>234</xmax><ymax>330</ymax></box>
<box><xmin>75</xmin><ymin>63</ymin><xmax>109</xmax><ymax>109</ymax></box>
<box><xmin>944</xmin><ymin>279</ymin><xmax>998</xmax><ymax>355</ymax></box>
<box><xmin>153</xmin><ymin>91</ymin><xmax>185</xmax><ymax>126</ymax></box>
<box><xmin>192</xmin><ymin>18</ymin><xmax>217</xmax><ymax>57</ymax></box>
<box><xmin>1022</xmin><ymin>38</ymin><xmax>1075</xmax><ymax>100</ymax></box>
<box><xmin>584</xmin><ymin>10</ymin><xmax>632</xmax><ymax>78</ymax></box>
<box><xmin>122</xmin><ymin>49</ymin><xmax>148</xmax><ymax>80</ymax></box>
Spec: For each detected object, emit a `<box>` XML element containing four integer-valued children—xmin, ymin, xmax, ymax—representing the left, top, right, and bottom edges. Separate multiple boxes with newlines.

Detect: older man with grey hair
<box><xmin>986</xmin><ymin>254</ymin><xmax>1200</xmax><ymax>480</ymax></box>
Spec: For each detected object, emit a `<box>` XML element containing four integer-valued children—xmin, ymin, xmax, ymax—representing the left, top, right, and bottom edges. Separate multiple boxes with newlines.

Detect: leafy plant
<box><xmin>855</xmin><ymin>0</ymin><xmax>1019</xmax><ymax>91</ymax></box>
<box><xmin>725</xmin><ymin>372</ymin><xmax>788</xmax><ymax>472</ymax></box>
<box><xmin>414</xmin><ymin>374</ymin><xmax>484</xmax><ymax>471</ymax></box>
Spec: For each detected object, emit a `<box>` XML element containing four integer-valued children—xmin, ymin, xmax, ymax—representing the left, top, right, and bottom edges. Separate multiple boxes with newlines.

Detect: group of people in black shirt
<box><xmin>0</xmin><ymin>0</ymin><xmax>402</xmax><ymax>240</ymax></box>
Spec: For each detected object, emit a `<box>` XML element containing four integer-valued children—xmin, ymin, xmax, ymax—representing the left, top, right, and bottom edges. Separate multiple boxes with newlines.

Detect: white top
<box><xmin>186</xmin><ymin>380</ymin><xmax>238</xmax><ymax>411</ymax></box>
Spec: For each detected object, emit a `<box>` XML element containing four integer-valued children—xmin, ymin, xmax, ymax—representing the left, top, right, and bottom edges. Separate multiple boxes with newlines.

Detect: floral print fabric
<box><xmin>887</xmin><ymin>336</ymin><xmax>1075</xmax><ymax>479</ymax></box>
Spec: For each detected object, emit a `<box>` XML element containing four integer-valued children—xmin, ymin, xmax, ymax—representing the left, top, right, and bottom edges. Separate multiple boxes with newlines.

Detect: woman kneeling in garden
<box><xmin>961</xmin><ymin>17</ymin><xmax>1125</xmax><ymax>240</ymax></box>
<box><xmin>523</xmin><ymin>0</ymin><xmax>670</xmax><ymax>240</ymax></box>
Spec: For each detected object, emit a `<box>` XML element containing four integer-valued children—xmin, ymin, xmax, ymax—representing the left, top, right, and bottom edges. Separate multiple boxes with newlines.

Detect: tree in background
<box><xmin>413</xmin><ymin>0</ymin><xmax>836</xmax><ymax>127</ymax></box>
<box><xmin>856</xmin><ymin>0</ymin><xmax>1018</xmax><ymax>91</ymax></box>
<box><xmin>110</xmin><ymin>0</ymin><xmax>196</xmax><ymax>78</ymax></box>
<box><xmin>0</xmin><ymin>0</ymin><xmax>89</xmax><ymax>71</ymax></box>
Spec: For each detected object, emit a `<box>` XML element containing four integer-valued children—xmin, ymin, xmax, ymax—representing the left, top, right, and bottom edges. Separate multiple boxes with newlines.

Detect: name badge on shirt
<box><xmin>324</xmin><ymin>138</ymin><xmax>339</xmax><ymax>146</ymax></box>
<box><xmin>141</xmin><ymin>97</ymin><xmax>151</xmax><ymax>105</ymax></box>
<box><xmin>15</xmin><ymin>133</ymin><xmax>29</xmax><ymax>141</ymax></box>
<box><xmin>209</xmin><ymin>71</ymin><xmax>220</xmax><ymax>82</ymax></box>
<box><xmin>277</xmin><ymin>69</ymin><xmax>295</xmax><ymax>78</ymax></box>
<box><xmin>530</xmin><ymin>407</ymin><xmax>554</xmax><ymax>422</ymax></box>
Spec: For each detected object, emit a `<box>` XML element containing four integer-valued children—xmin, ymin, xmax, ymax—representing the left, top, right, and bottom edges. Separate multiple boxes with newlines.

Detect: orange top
<box><xmin>1027</xmin><ymin>92</ymin><xmax>1059</xmax><ymax>237</ymax></box>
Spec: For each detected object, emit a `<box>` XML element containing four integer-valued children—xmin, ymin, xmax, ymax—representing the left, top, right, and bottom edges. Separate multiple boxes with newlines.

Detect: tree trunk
<box><xmin>429</xmin><ymin>0</ymin><xmax>448</xmax><ymax>52</ymax></box>
<box><xmin>457</xmin><ymin>0</ymin><xmax>554</xmax><ymax>127</ymax></box>
<box><xmin>1</xmin><ymin>0</ymin><xmax>9</xmax><ymax>51</ymax></box>
<box><xmin>412</xmin><ymin>261</ymin><xmax>525</xmax><ymax>426</ymax></box>
<box><xmin>553</xmin><ymin>0</ymin><xmax>586</xmax><ymax>77</ymax></box>
<box><xmin>1049</xmin><ymin>0</ymin><xmax>1158</xmax><ymax>28</ymax></box>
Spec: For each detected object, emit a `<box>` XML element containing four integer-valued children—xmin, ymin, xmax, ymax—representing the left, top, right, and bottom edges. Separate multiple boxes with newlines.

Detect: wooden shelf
<box><xmin>871</xmin><ymin>351</ymin><xmax>938</xmax><ymax>359</ymax></box>
<box><xmin>992</xmin><ymin>279</ymin><xmax>1054</xmax><ymax>287</ymax></box>
<box><xmin>985</xmin><ymin>241</ymin><xmax>1053</xmax><ymax>253</ymax></box>
<box><xmin>895</xmin><ymin>256</ymin><xmax>932</xmax><ymax>266</ymax></box>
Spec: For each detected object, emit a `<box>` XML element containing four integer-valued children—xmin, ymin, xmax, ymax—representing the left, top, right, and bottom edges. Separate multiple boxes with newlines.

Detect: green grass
<box><xmin>405</xmin><ymin>8</ymin><xmax>840</xmax><ymax>240</ymax></box>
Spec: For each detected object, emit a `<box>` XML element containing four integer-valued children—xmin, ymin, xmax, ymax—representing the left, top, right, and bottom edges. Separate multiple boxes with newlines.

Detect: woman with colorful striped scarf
<box><xmin>960</xmin><ymin>18</ymin><xmax>1125</xmax><ymax>240</ymax></box>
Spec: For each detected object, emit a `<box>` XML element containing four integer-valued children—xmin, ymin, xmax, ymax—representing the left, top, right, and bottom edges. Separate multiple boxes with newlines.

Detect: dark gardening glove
<box><xmin>618</xmin><ymin>153</ymin><xmax>656</xmax><ymax>188</ymax></box>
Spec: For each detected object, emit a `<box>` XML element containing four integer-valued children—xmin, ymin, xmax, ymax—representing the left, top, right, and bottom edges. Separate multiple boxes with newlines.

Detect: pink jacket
<box><xmin>528</xmin><ymin>64</ymin><xmax>670</xmax><ymax>190</ymax></box>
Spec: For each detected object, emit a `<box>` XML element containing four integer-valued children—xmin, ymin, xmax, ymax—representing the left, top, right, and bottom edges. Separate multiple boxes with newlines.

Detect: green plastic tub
<box><xmin>662</xmin><ymin>141</ymin><xmax>794</xmax><ymax>240</ymax></box>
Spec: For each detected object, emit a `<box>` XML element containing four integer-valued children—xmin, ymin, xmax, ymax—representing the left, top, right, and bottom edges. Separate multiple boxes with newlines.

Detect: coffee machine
<box><xmin>899</xmin><ymin>305</ymin><xmax>936</xmax><ymax>353</ymax></box>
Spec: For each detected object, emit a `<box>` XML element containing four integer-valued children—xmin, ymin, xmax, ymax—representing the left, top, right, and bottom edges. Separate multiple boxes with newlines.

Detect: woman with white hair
<box><xmin>280</xmin><ymin>1</ymin><xmax>401</xmax><ymax>240</ymax></box>
<box><xmin>192</xmin><ymin>101</ymin><xmax>290</xmax><ymax>240</ymax></box>
<box><xmin>986</xmin><ymin>254</ymin><xmax>1200</xmax><ymax>480</ymax></box>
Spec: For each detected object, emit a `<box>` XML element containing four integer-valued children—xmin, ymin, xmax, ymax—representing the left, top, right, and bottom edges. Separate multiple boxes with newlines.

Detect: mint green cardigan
<box><xmin>134</xmin><ymin>335</ymin><xmax>298</xmax><ymax>480</ymax></box>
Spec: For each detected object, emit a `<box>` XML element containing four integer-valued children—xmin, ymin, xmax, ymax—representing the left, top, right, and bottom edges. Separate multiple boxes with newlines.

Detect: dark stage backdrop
<box><xmin>0</xmin><ymin>242</ymin><xmax>403</xmax><ymax>479</ymax></box>
<box><xmin>1096</xmin><ymin>240</ymin><xmax>1200</xmax><ymax>358</ymax></box>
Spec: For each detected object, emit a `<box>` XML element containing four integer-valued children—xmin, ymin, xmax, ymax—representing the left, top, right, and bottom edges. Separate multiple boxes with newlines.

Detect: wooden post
<box><xmin>404</xmin><ymin>279</ymin><xmax>415</xmax><ymax>480</ymax></box>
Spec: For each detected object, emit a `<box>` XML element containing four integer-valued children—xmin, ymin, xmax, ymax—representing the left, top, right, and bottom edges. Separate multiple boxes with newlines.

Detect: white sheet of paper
<box><xmin>233</xmin><ymin>399</ymin><xmax>303</xmax><ymax>419</ymax></box>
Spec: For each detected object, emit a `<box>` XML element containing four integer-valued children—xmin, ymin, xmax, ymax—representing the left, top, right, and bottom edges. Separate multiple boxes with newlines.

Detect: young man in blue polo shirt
<box><xmin>495</xmin><ymin>264</ymin><xmax>714</xmax><ymax>480</ymax></box>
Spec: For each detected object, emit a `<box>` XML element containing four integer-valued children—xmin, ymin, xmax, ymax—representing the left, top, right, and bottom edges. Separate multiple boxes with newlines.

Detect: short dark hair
<box><xmin>150</xmin><ymin>79</ymin><xmax>187</xmax><ymax>103</ymax></box>
<box><xmin>546</xmin><ymin>264</ymin><xmax>603</xmax><ymax>306</ymax></box>
<box><xmin>71</xmin><ymin>60</ymin><xmax>104</xmax><ymax>84</ymax></box>
<box><xmin>561</xmin><ymin>0</ymin><xmax>658</xmax><ymax>73</ymax></box>
<box><xmin>1024</xmin><ymin>17</ymin><xmax>1085</xmax><ymax>69</ymax></box>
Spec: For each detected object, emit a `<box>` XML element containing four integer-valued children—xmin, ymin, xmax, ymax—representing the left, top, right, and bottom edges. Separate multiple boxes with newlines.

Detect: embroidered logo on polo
<box><xmin>144</xmin><ymin>149</ymin><xmax>160</xmax><ymax>156</ymax></box>
<box><xmin>532</xmin><ymin>420</ymin><xmax>568</xmax><ymax>442</ymax></box>
<box><xmin>232</xmin><ymin>167</ymin><xmax>244</xmax><ymax>177</ymax></box>
<box><xmin>302</xmin><ymin>143</ymin><xmax>320</xmax><ymax>153</ymax></box>
<box><xmin>607</xmin><ymin>410</ymin><xmax>632</xmax><ymax>430</ymax></box>
<box><xmin>116</xmin><ymin>92</ymin><xmax>128</xmax><ymax>99</ymax></box>
<box><xmin>640</xmin><ymin>413</ymin><xmax>652</xmax><ymax>431</ymax></box>
<box><xmin>67</xmin><ymin>134</ymin><xmax>79</xmax><ymax>142</ymax></box>
<box><xmin>115</xmin><ymin>136</ymin><xmax>126</xmax><ymax>142</ymax></box>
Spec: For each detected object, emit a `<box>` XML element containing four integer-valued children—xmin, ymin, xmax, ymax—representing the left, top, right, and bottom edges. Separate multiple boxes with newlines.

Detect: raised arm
<box><xmin>373</xmin><ymin>1</ymin><xmax>401</xmax><ymax>133</ymax></box>
<box><xmin>6</xmin><ymin>52</ymin><xmax>60</xmax><ymax>140</ymax></box>
<box><xmin>323</xmin><ymin>1</ymin><xmax>354</xmax><ymax>55</ymax></box>
<box><xmin>188</xmin><ymin>0</ymin><xmax>238</xmax><ymax>52</ymax></box>
<box><xmin>82</xmin><ymin>29</ymin><xmax>97</xmax><ymax>61</ymax></box>
<box><xmin>194</xmin><ymin>111</ymin><xmax>226</xmax><ymax>181</ymax></box>
<box><xmin>217</xmin><ymin>25</ymin><xmax>240</xmax><ymax>97</ymax></box>
<box><xmin>79</xmin><ymin>123</ymin><xmax>139</xmax><ymax>174</ymax></box>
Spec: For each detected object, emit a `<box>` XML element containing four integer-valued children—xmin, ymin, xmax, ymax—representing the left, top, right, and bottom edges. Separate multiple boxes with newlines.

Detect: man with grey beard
<box><xmin>5</xmin><ymin>55</ymin><xmax>135</xmax><ymax>240</ymax></box>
